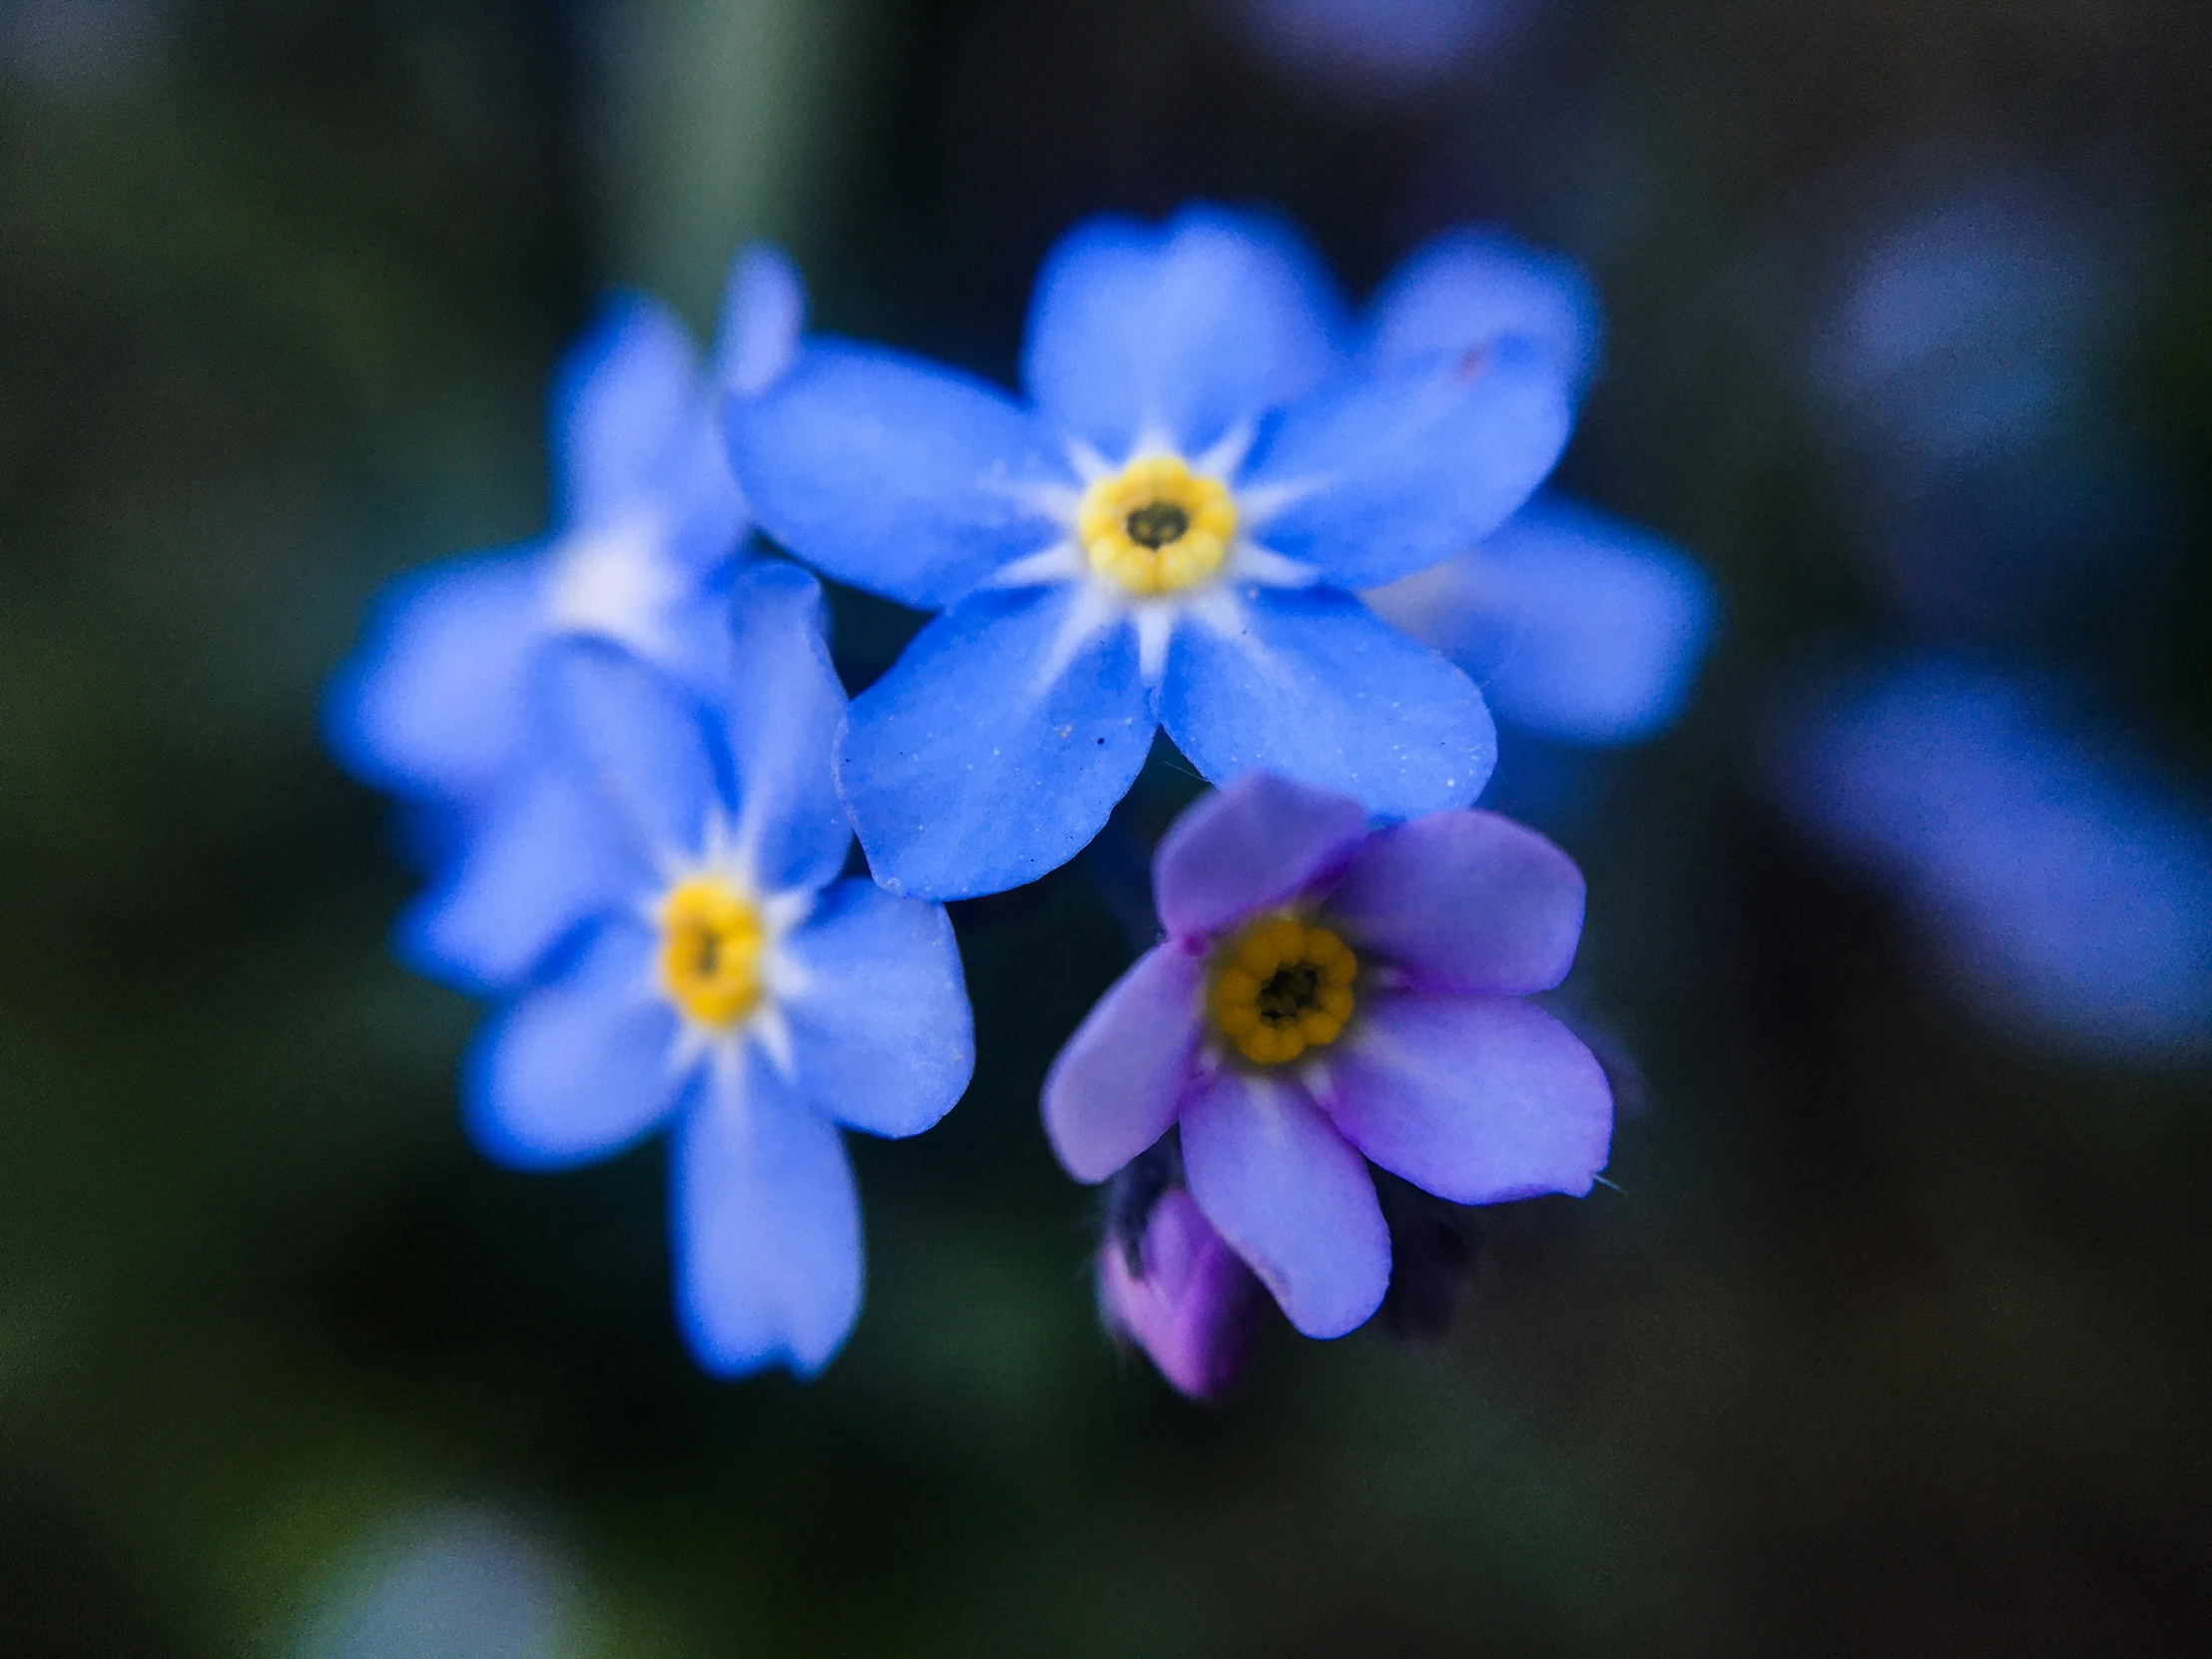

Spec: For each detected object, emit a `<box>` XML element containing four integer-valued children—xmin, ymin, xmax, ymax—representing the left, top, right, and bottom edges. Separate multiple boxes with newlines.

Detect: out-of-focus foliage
<box><xmin>2</xmin><ymin>1</ymin><xmax>2209</xmax><ymax>1655</ymax></box>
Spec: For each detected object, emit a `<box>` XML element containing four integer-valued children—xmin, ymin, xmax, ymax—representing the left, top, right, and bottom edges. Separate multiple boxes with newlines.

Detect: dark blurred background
<box><xmin>4</xmin><ymin>1</ymin><xmax>2210</xmax><ymax>1654</ymax></box>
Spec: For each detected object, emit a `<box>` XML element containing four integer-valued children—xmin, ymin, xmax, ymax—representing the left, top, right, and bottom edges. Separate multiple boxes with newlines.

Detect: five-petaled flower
<box><xmin>324</xmin><ymin>247</ymin><xmax>804</xmax><ymax>991</ymax></box>
<box><xmin>727</xmin><ymin>205</ymin><xmax>1578</xmax><ymax>900</ymax></box>
<box><xmin>1043</xmin><ymin>773</ymin><xmax>1612</xmax><ymax>1341</ymax></box>
<box><xmin>466</xmin><ymin>562</ymin><xmax>974</xmax><ymax>1376</ymax></box>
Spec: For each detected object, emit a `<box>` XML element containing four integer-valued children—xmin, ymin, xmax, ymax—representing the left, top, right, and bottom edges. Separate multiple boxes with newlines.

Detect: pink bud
<box><xmin>1098</xmin><ymin>1189</ymin><xmax>1266</xmax><ymax>1400</ymax></box>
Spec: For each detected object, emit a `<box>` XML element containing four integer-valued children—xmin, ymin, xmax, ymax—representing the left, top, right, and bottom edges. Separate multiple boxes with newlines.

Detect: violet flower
<box><xmin>1044</xmin><ymin>773</ymin><xmax>1612</xmax><ymax>1340</ymax></box>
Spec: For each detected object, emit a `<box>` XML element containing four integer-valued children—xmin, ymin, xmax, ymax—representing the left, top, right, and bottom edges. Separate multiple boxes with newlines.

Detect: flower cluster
<box><xmin>329</xmin><ymin>205</ymin><xmax>1711</xmax><ymax>1389</ymax></box>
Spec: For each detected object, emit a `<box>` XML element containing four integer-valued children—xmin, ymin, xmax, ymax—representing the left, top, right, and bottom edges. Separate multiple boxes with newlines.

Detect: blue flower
<box><xmin>726</xmin><ymin>205</ymin><xmax>1579</xmax><ymax>899</ymax></box>
<box><xmin>1774</xmin><ymin>654</ymin><xmax>2212</xmax><ymax>1061</ymax></box>
<box><xmin>467</xmin><ymin>562</ymin><xmax>974</xmax><ymax>1376</ymax></box>
<box><xmin>1356</xmin><ymin>229</ymin><xmax>1717</xmax><ymax>748</ymax></box>
<box><xmin>1809</xmin><ymin>175</ymin><xmax>2164</xmax><ymax>633</ymax></box>
<box><xmin>323</xmin><ymin>247</ymin><xmax>805</xmax><ymax>991</ymax></box>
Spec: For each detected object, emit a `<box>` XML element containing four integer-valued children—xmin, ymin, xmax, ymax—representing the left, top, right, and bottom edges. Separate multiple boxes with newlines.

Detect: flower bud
<box><xmin>1099</xmin><ymin>1186</ymin><xmax>1266</xmax><ymax>1401</ymax></box>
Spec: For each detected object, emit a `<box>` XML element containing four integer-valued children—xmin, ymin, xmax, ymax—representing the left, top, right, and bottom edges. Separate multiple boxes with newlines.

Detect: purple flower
<box><xmin>1099</xmin><ymin>1186</ymin><xmax>1267</xmax><ymax>1401</ymax></box>
<box><xmin>1044</xmin><ymin>773</ymin><xmax>1612</xmax><ymax>1339</ymax></box>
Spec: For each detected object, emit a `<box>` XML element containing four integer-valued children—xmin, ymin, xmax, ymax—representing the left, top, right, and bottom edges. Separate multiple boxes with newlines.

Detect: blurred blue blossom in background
<box><xmin>1810</xmin><ymin>174</ymin><xmax>2166</xmax><ymax>638</ymax></box>
<box><xmin>1231</xmin><ymin>0</ymin><xmax>1533</xmax><ymax>101</ymax></box>
<box><xmin>324</xmin><ymin>248</ymin><xmax>801</xmax><ymax>991</ymax></box>
<box><xmin>289</xmin><ymin>1507</ymin><xmax>576</xmax><ymax>1659</ymax></box>
<box><xmin>1775</xmin><ymin>654</ymin><xmax>2212</xmax><ymax>1061</ymax></box>
<box><xmin>732</xmin><ymin>204</ymin><xmax>1580</xmax><ymax>899</ymax></box>
<box><xmin>0</xmin><ymin>0</ymin><xmax>169</xmax><ymax>96</ymax></box>
<box><xmin>466</xmin><ymin>563</ymin><xmax>973</xmax><ymax>1376</ymax></box>
<box><xmin>1369</xmin><ymin>496</ymin><xmax>1715</xmax><ymax>748</ymax></box>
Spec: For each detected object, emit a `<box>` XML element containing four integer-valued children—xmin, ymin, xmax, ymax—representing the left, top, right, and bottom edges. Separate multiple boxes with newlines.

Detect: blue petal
<box><xmin>725</xmin><ymin>341</ymin><xmax>1072</xmax><ymax>610</ymax></box>
<box><xmin>1364</xmin><ymin>496</ymin><xmax>1718</xmax><ymax>745</ymax></box>
<box><xmin>398</xmin><ymin>763</ymin><xmax>647</xmax><ymax>995</ymax></box>
<box><xmin>672</xmin><ymin>1046</ymin><xmax>862</xmax><ymax>1377</ymax></box>
<box><xmin>1364</xmin><ymin>228</ymin><xmax>1602</xmax><ymax>394</ymax></box>
<box><xmin>780</xmin><ymin>879</ymin><xmax>973</xmax><ymax>1138</ymax></box>
<box><xmin>719</xmin><ymin>561</ymin><xmax>850</xmax><ymax>894</ymax></box>
<box><xmin>538</xmin><ymin>515</ymin><xmax>741</xmax><ymax>691</ymax></box>
<box><xmin>1022</xmin><ymin>204</ymin><xmax>1347</xmax><ymax>458</ymax></box>
<box><xmin>550</xmin><ymin>641</ymin><xmax>724</xmax><ymax>869</ymax></box>
<box><xmin>322</xmin><ymin>549</ymin><xmax>545</xmax><ymax>805</ymax></box>
<box><xmin>715</xmin><ymin>242</ymin><xmax>806</xmax><ymax>396</ymax></box>
<box><xmin>838</xmin><ymin>585</ymin><xmax>1153</xmax><ymax>899</ymax></box>
<box><xmin>553</xmin><ymin>295</ymin><xmax>702</xmax><ymax>528</ymax></box>
<box><xmin>464</xmin><ymin>915</ymin><xmax>684</xmax><ymax>1169</ymax></box>
<box><xmin>1240</xmin><ymin>336</ymin><xmax>1574</xmax><ymax>588</ymax></box>
<box><xmin>1160</xmin><ymin>588</ymin><xmax>1495</xmax><ymax>822</ymax></box>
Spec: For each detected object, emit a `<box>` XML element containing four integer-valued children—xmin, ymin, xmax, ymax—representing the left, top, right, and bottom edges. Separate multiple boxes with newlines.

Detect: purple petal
<box><xmin>1042</xmin><ymin>943</ymin><xmax>1206</xmax><ymax>1183</ymax></box>
<box><xmin>1180</xmin><ymin>1067</ymin><xmax>1389</xmax><ymax>1339</ymax></box>
<box><xmin>1318</xmin><ymin>990</ymin><xmax>1612</xmax><ymax>1205</ymax></box>
<box><xmin>1098</xmin><ymin>1188</ymin><xmax>1266</xmax><ymax>1401</ymax></box>
<box><xmin>1152</xmin><ymin>773</ymin><xmax>1370</xmax><ymax>941</ymax></box>
<box><xmin>1325</xmin><ymin>810</ymin><xmax>1584</xmax><ymax>994</ymax></box>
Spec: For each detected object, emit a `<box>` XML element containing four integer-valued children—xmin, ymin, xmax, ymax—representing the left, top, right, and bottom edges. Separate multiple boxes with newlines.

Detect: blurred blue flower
<box><xmin>1358</xmin><ymin>230</ymin><xmax>1717</xmax><ymax>750</ymax></box>
<box><xmin>1774</xmin><ymin>654</ymin><xmax>2212</xmax><ymax>1061</ymax></box>
<box><xmin>290</xmin><ymin>1506</ymin><xmax>574</xmax><ymax>1659</ymax></box>
<box><xmin>1367</xmin><ymin>495</ymin><xmax>1716</xmax><ymax>747</ymax></box>
<box><xmin>728</xmin><ymin>205</ymin><xmax>1579</xmax><ymax>899</ymax></box>
<box><xmin>0</xmin><ymin>0</ymin><xmax>169</xmax><ymax>96</ymax></box>
<box><xmin>1810</xmin><ymin>178</ymin><xmax>2164</xmax><ymax>634</ymax></box>
<box><xmin>1230</xmin><ymin>0</ymin><xmax>1534</xmax><ymax>103</ymax></box>
<box><xmin>466</xmin><ymin>563</ymin><xmax>973</xmax><ymax>1377</ymax></box>
<box><xmin>324</xmin><ymin>246</ymin><xmax>804</xmax><ymax>990</ymax></box>
<box><xmin>1043</xmin><ymin>774</ymin><xmax>1611</xmax><ymax>1340</ymax></box>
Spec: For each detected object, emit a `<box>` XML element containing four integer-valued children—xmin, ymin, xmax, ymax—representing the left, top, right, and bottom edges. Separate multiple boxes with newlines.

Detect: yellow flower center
<box><xmin>1209</xmin><ymin>915</ymin><xmax>1358</xmax><ymax>1066</ymax></box>
<box><xmin>1076</xmin><ymin>453</ymin><xmax>1237</xmax><ymax>596</ymax></box>
<box><xmin>658</xmin><ymin>876</ymin><xmax>766</xmax><ymax>1029</ymax></box>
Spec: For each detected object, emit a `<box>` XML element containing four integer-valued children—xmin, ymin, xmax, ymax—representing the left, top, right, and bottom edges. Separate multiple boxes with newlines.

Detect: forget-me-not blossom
<box><xmin>1043</xmin><ymin>773</ymin><xmax>1612</xmax><ymax>1340</ymax></box>
<box><xmin>1357</xmin><ymin>229</ymin><xmax>1717</xmax><ymax>748</ymax></box>
<box><xmin>727</xmin><ymin>205</ymin><xmax>1580</xmax><ymax>900</ymax></box>
<box><xmin>324</xmin><ymin>247</ymin><xmax>804</xmax><ymax>990</ymax></box>
<box><xmin>467</xmin><ymin>562</ymin><xmax>974</xmax><ymax>1376</ymax></box>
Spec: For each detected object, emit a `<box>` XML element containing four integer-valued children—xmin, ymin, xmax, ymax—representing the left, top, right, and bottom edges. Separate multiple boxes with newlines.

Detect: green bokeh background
<box><xmin>3</xmin><ymin>1</ymin><xmax>2210</xmax><ymax>1653</ymax></box>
